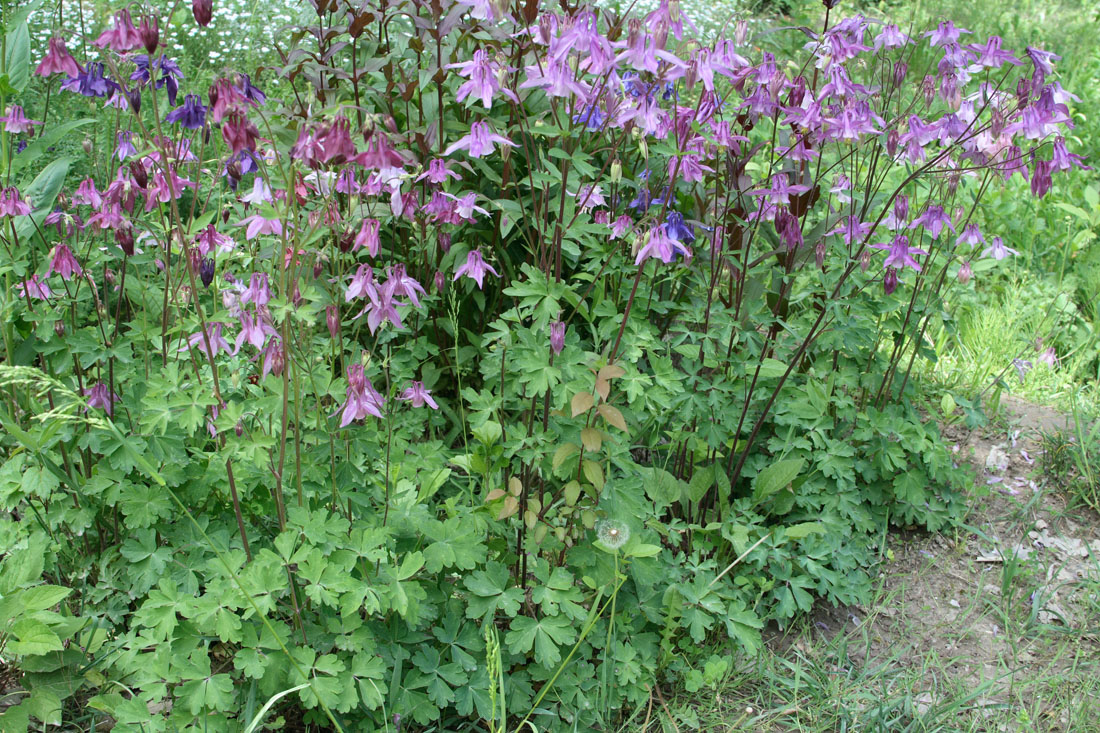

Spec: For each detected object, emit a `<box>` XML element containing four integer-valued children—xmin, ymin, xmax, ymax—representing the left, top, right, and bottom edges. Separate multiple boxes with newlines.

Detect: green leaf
<box><xmin>504</xmin><ymin>615</ymin><xmax>576</xmax><ymax>667</ymax></box>
<box><xmin>8</xmin><ymin>618</ymin><xmax>63</xmax><ymax>656</ymax></box>
<box><xmin>785</xmin><ymin>522</ymin><xmax>825</xmax><ymax>540</ymax></box>
<box><xmin>3</xmin><ymin>16</ymin><xmax>31</xmax><ymax>93</ymax></box>
<box><xmin>15</xmin><ymin>158</ymin><xmax>73</xmax><ymax>241</ymax></box>
<box><xmin>750</xmin><ymin>358</ymin><xmax>789</xmax><ymax>379</ymax></box>
<box><xmin>752</xmin><ymin>458</ymin><xmax>804</xmax><ymax>502</ymax></box>
<box><xmin>18</xmin><ymin>586</ymin><xmax>70</xmax><ymax>613</ymax></box>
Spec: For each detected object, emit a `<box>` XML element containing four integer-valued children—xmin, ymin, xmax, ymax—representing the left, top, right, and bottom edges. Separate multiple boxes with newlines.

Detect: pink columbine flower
<box><xmin>444</xmin><ymin>192</ymin><xmax>489</xmax><ymax>221</ymax></box>
<box><xmin>354</xmin><ymin>218</ymin><xmax>381</xmax><ymax>256</ymax></box>
<box><xmin>337</xmin><ymin>363</ymin><xmax>385</xmax><ymax>427</ymax></box>
<box><xmin>447</xmin><ymin>49</ymin><xmax>517</xmax><ymax>109</ymax></box>
<box><xmin>416</xmin><ymin>159</ymin><xmax>461</xmax><ymax>184</ymax></box>
<box><xmin>443</xmin><ymin>121</ymin><xmax>516</xmax><ymax>158</ymax></box>
<box><xmin>240</xmin><ymin>273</ymin><xmax>272</xmax><ymax>306</ymax></box>
<box><xmin>981</xmin><ymin>236</ymin><xmax>1018</xmax><ymax>260</ymax></box>
<box><xmin>48</xmin><ymin>244</ymin><xmax>83</xmax><ymax>280</ymax></box>
<box><xmin>234</xmin><ymin>310</ymin><xmax>278</xmax><ymax>353</ymax></box>
<box><xmin>83</xmin><ymin>382</ymin><xmax>120</xmax><ymax>416</ymax></box>
<box><xmin>0</xmin><ymin>105</ymin><xmax>42</xmax><ymax>134</ymax></box>
<box><xmin>196</xmin><ymin>224</ymin><xmax>236</xmax><ymax>256</ymax></box>
<box><xmin>35</xmin><ymin>37</ymin><xmax>82</xmax><ymax>77</ymax></box>
<box><xmin>345</xmin><ymin>264</ymin><xmax>378</xmax><ymax>302</ymax></box>
<box><xmin>72</xmin><ymin>178</ymin><xmax>103</xmax><ymax>208</ymax></box>
<box><xmin>94</xmin><ymin>9</ymin><xmax>143</xmax><ymax>52</ymax></box>
<box><xmin>0</xmin><ymin>187</ymin><xmax>32</xmax><ymax>217</ymax></box>
<box><xmin>240</xmin><ymin>178</ymin><xmax>273</xmax><ymax>205</ymax></box>
<box><xmin>16</xmin><ymin>274</ymin><xmax>53</xmax><ymax>301</ymax></box>
<box><xmin>958</xmin><ymin>261</ymin><xmax>973</xmax><ymax>284</ymax></box>
<box><xmin>239</xmin><ymin>213</ymin><xmax>284</xmax><ymax>240</ymax></box>
<box><xmin>261</xmin><ymin>340</ymin><xmax>285</xmax><ymax>379</ymax></box>
<box><xmin>635</xmin><ymin>225</ymin><xmax>691</xmax><ymax>265</ymax></box>
<box><xmin>398</xmin><ymin>381</ymin><xmax>439</xmax><ymax>409</ymax></box>
<box><xmin>956</xmin><ymin>223</ymin><xmax>985</xmax><ymax>247</ymax></box>
<box><xmin>181</xmin><ymin>322</ymin><xmax>232</xmax><ymax>359</ymax></box>
<box><xmin>610</xmin><ymin>215</ymin><xmax>634</xmax><ymax>239</ymax></box>
<box><xmin>453</xmin><ymin>249</ymin><xmax>499</xmax><ymax>289</ymax></box>
<box><xmin>570</xmin><ymin>185</ymin><xmax>606</xmax><ymax>211</ymax></box>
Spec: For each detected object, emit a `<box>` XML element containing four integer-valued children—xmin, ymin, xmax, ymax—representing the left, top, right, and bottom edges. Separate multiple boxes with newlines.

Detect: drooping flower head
<box><xmin>165</xmin><ymin>94</ymin><xmax>207</xmax><ymax>129</ymax></box>
<box><xmin>0</xmin><ymin>106</ymin><xmax>42</xmax><ymax>134</ymax></box>
<box><xmin>36</xmin><ymin>37</ymin><xmax>82</xmax><ymax>77</ymax></box>
<box><xmin>398</xmin><ymin>381</ymin><xmax>439</xmax><ymax>409</ymax></box>
<box><xmin>453</xmin><ymin>249</ymin><xmax>500</xmax><ymax>289</ymax></box>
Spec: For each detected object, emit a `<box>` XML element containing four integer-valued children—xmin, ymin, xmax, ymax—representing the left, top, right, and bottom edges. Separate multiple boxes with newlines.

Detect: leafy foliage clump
<box><xmin>0</xmin><ymin>0</ymin><xmax>1079</xmax><ymax>728</ymax></box>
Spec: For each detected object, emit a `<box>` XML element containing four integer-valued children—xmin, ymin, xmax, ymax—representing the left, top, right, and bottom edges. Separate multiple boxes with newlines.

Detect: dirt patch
<box><xmin>765</xmin><ymin>398</ymin><xmax>1100</xmax><ymax>730</ymax></box>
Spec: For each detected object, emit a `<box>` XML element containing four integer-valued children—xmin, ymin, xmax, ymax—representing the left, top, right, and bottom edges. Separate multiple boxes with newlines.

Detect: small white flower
<box><xmin>596</xmin><ymin>519</ymin><xmax>630</xmax><ymax>550</ymax></box>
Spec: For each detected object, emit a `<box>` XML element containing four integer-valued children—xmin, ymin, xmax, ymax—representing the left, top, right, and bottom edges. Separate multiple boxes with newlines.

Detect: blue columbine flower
<box><xmin>61</xmin><ymin>62</ymin><xmax>115</xmax><ymax>98</ymax></box>
<box><xmin>665</xmin><ymin>212</ymin><xmax>695</xmax><ymax>243</ymax></box>
<box><xmin>572</xmin><ymin>104</ymin><xmax>605</xmax><ymax>131</ymax></box>
<box><xmin>130</xmin><ymin>54</ymin><xmax>184</xmax><ymax>105</ymax></box>
<box><xmin>165</xmin><ymin>94</ymin><xmax>207</xmax><ymax>129</ymax></box>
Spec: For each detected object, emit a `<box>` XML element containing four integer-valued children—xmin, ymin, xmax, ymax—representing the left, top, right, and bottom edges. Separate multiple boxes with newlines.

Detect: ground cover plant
<box><xmin>0</xmin><ymin>0</ymin><xmax>1085</xmax><ymax>728</ymax></box>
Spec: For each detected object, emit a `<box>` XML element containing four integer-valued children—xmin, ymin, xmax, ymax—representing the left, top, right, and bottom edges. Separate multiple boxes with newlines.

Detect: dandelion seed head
<box><xmin>596</xmin><ymin>519</ymin><xmax>629</xmax><ymax>549</ymax></box>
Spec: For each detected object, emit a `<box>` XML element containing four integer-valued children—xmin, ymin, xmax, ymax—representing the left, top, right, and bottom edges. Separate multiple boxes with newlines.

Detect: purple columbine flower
<box><xmin>236</xmin><ymin>73</ymin><xmax>266</xmax><ymax>105</ymax></box>
<box><xmin>115</xmin><ymin>131</ymin><xmax>138</xmax><ymax>162</ymax></box>
<box><xmin>635</xmin><ymin>224</ymin><xmax>691</xmax><ymax>265</ymax></box>
<box><xmin>956</xmin><ymin>223</ymin><xmax>984</xmax><ymax>247</ymax></box>
<box><xmin>981</xmin><ymin>236</ymin><xmax>1018</xmax><ymax>260</ymax></box>
<box><xmin>165</xmin><ymin>94</ymin><xmax>207</xmax><ymax>129</ymax></box>
<box><xmin>443</xmin><ymin>121</ymin><xmax>516</xmax><ymax>158</ymax></box>
<box><xmin>416</xmin><ymin>159</ymin><xmax>461</xmax><ymax>185</ymax></box>
<box><xmin>48</xmin><ymin>244</ymin><xmax>83</xmax><ymax>280</ymax></box>
<box><xmin>61</xmin><ymin>62</ymin><xmax>115</xmax><ymax>98</ymax></box>
<box><xmin>453</xmin><ymin>249</ymin><xmax>500</xmax><ymax>289</ymax></box>
<box><xmin>337</xmin><ymin>363</ymin><xmax>385</xmax><ymax>426</ymax></box>
<box><xmin>84</xmin><ymin>382</ymin><xmax>120</xmax><ymax>416</ymax></box>
<box><xmin>872</xmin><ymin>234</ymin><xmax>927</xmax><ymax>272</ymax></box>
<box><xmin>0</xmin><ymin>187</ymin><xmax>32</xmax><ymax>217</ymax></box>
<box><xmin>16</xmin><ymin>274</ymin><xmax>53</xmax><ymax>301</ymax></box>
<box><xmin>447</xmin><ymin>49</ymin><xmax>517</xmax><ymax>109</ymax></box>
<box><xmin>181</xmin><ymin>322</ymin><xmax>232</xmax><ymax>359</ymax></box>
<box><xmin>355</xmin><ymin>218</ymin><xmax>381</xmax><ymax>256</ymax></box>
<box><xmin>0</xmin><ymin>105</ymin><xmax>42</xmax><ymax>134</ymax></box>
<box><xmin>910</xmin><ymin>205</ymin><xmax>955</xmax><ymax>239</ymax></box>
<box><xmin>233</xmin><ymin>310</ymin><xmax>278</xmax><ymax>353</ymax></box>
<box><xmin>398</xmin><ymin>381</ymin><xmax>439</xmax><ymax>409</ymax></box>
<box><xmin>665</xmin><ymin>212</ymin><xmax>695</xmax><ymax>243</ymax></box>
<box><xmin>923</xmin><ymin>21</ymin><xmax>970</xmax><ymax>48</ymax></box>
<box><xmin>241</xmin><ymin>273</ymin><xmax>272</xmax><ymax>307</ymax></box>
<box><xmin>239</xmin><ymin>213</ymin><xmax>283</xmax><ymax>240</ymax></box>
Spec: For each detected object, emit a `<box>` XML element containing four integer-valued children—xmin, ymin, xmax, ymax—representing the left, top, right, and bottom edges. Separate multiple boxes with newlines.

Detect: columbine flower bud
<box><xmin>883</xmin><ymin>267</ymin><xmax>898</xmax><ymax>295</ymax></box>
<box><xmin>115</xmin><ymin>227</ymin><xmax>135</xmax><ymax>256</ymax></box>
<box><xmin>82</xmin><ymin>138</ymin><xmax>94</xmax><ymax>155</ymax></box>
<box><xmin>610</xmin><ymin>159</ymin><xmax>622</xmax><ymax>184</ymax></box>
<box><xmin>892</xmin><ymin>61</ymin><xmax>907</xmax><ymax>89</ymax></box>
<box><xmin>200</xmin><ymin>258</ymin><xmax>215</xmax><ymax>287</ymax></box>
<box><xmin>438</xmin><ymin>231</ymin><xmax>452</xmax><ymax>254</ymax></box>
<box><xmin>54</xmin><ymin>321</ymin><xmax>66</xmax><ymax>338</ymax></box>
<box><xmin>734</xmin><ymin>20</ymin><xmax>748</xmax><ymax>45</ymax></box>
<box><xmin>815</xmin><ymin>241</ymin><xmax>826</xmax><ymax>269</ymax></box>
<box><xmin>550</xmin><ymin>321</ymin><xmax>565</xmax><ymax>355</ymax></box>
<box><xmin>434</xmin><ymin>270</ymin><xmax>445</xmax><ymax>293</ymax></box>
<box><xmin>860</xmin><ymin>249</ymin><xmax>871</xmax><ymax>271</ymax></box>
<box><xmin>139</xmin><ymin>15</ymin><xmax>159</xmax><ymax>54</ymax></box>
<box><xmin>886</xmin><ymin>130</ymin><xmax>899</xmax><ymax>158</ymax></box>
<box><xmin>129</xmin><ymin>160</ymin><xmax>148</xmax><ymax>189</ymax></box>
<box><xmin>921</xmin><ymin>75</ymin><xmax>936</xmax><ymax>107</ymax></box>
<box><xmin>193</xmin><ymin>0</ymin><xmax>213</xmax><ymax>26</ymax></box>
<box><xmin>326</xmin><ymin>305</ymin><xmax>340</xmax><ymax>340</ymax></box>
<box><xmin>958</xmin><ymin>261</ymin><xmax>972</xmax><ymax>284</ymax></box>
